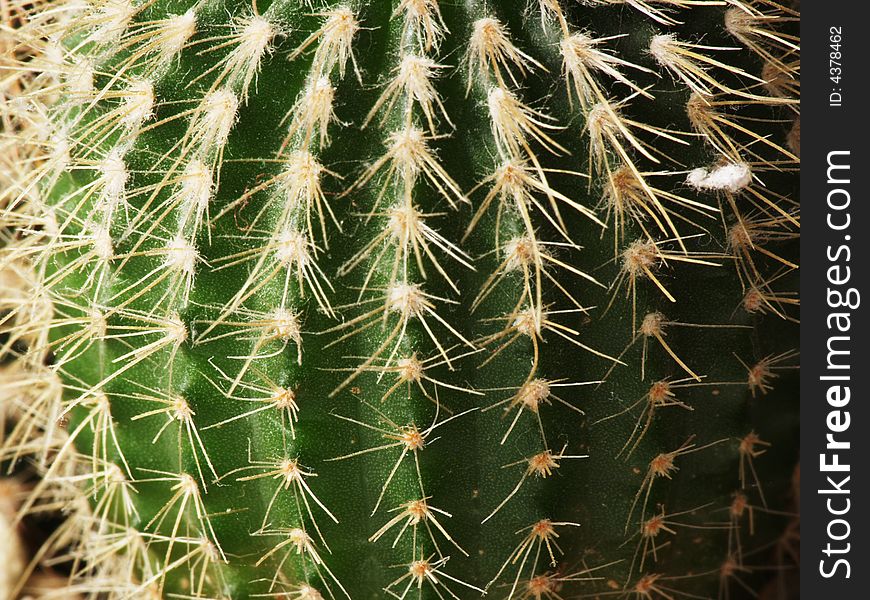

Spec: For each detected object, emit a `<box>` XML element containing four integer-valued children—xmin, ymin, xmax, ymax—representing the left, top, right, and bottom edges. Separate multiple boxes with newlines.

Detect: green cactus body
<box><xmin>1</xmin><ymin>0</ymin><xmax>800</xmax><ymax>598</ymax></box>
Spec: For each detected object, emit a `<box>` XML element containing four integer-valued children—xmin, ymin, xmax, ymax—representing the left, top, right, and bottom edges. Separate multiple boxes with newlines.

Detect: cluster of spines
<box><xmin>0</xmin><ymin>0</ymin><xmax>800</xmax><ymax>598</ymax></box>
<box><xmin>324</xmin><ymin>3</ymin><xmax>489</xmax><ymax>598</ymax></box>
<box><xmin>460</xmin><ymin>7</ymin><xmax>607</xmax><ymax>595</ymax></box>
<box><xmin>1</xmin><ymin>1</ymin><xmax>360</xmax><ymax>597</ymax></box>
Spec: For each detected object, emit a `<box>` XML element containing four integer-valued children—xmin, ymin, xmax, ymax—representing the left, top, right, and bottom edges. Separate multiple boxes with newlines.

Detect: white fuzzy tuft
<box><xmin>266</xmin><ymin>307</ymin><xmax>302</xmax><ymax>343</ymax></box>
<box><xmin>648</xmin><ymin>34</ymin><xmax>677</xmax><ymax>67</ymax></box>
<box><xmin>686</xmin><ymin>162</ymin><xmax>752</xmax><ymax>192</ymax></box>
<box><xmin>274</xmin><ymin>230</ymin><xmax>311</xmax><ymax>268</ymax></box>
<box><xmin>311</xmin><ymin>6</ymin><xmax>360</xmax><ymax>77</ymax></box>
<box><xmin>122</xmin><ymin>80</ymin><xmax>154</xmax><ymax>130</ymax></box>
<box><xmin>49</xmin><ymin>130</ymin><xmax>71</xmax><ymax>175</ymax></box>
<box><xmin>286</xmin><ymin>77</ymin><xmax>336</xmax><ymax>148</ymax></box>
<box><xmin>388</xmin><ymin>283</ymin><xmax>425</xmax><ymax>314</ymax></box>
<box><xmin>67</xmin><ymin>58</ymin><xmax>94</xmax><ymax>94</ymax></box>
<box><xmin>179</xmin><ymin>160</ymin><xmax>213</xmax><ymax>219</ymax></box>
<box><xmin>97</xmin><ymin>148</ymin><xmax>128</xmax><ymax>216</ymax></box>
<box><xmin>164</xmin><ymin>235</ymin><xmax>198</xmax><ymax>276</ymax></box>
<box><xmin>194</xmin><ymin>89</ymin><xmax>239</xmax><ymax>157</ymax></box>
<box><xmin>89</xmin><ymin>224</ymin><xmax>114</xmax><ymax>262</ymax></box>
<box><xmin>158</xmin><ymin>10</ymin><xmax>197</xmax><ymax>65</ymax></box>
<box><xmin>89</xmin><ymin>0</ymin><xmax>137</xmax><ymax>44</ymax></box>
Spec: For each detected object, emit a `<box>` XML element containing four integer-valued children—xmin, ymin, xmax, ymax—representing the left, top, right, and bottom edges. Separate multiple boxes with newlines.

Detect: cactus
<box><xmin>0</xmin><ymin>0</ymin><xmax>800</xmax><ymax>598</ymax></box>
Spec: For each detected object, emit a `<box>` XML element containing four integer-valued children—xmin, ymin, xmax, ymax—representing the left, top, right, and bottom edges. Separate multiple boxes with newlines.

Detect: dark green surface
<box><xmin>44</xmin><ymin>0</ymin><xmax>799</xmax><ymax>598</ymax></box>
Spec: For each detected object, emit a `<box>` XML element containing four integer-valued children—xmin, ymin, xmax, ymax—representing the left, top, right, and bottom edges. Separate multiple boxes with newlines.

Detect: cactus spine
<box><xmin>1</xmin><ymin>0</ymin><xmax>800</xmax><ymax>598</ymax></box>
